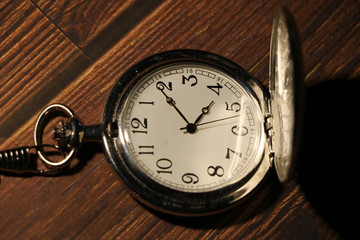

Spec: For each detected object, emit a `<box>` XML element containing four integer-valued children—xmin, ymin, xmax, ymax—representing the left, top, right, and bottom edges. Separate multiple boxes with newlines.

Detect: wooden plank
<box><xmin>0</xmin><ymin>0</ymin><xmax>164</xmax><ymax>140</ymax></box>
<box><xmin>31</xmin><ymin>0</ymin><xmax>134</xmax><ymax>50</ymax></box>
<box><xmin>299</xmin><ymin>0</ymin><xmax>360</xmax><ymax>83</ymax></box>
<box><xmin>30</xmin><ymin>0</ymin><xmax>87</xmax><ymax>20</ymax></box>
<box><xmin>32</xmin><ymin>0</ymin><xmax>165</xmax><ymax>60</ymax></box>
<box><xmin>0</xmin><ymin>0</ymin><xmax>91</xmax><ymax>141</ymax></box>
<box><xmin>0</xmin><ymin>0</ymin><xmax>359</xmax><ymax>239</ymax></box>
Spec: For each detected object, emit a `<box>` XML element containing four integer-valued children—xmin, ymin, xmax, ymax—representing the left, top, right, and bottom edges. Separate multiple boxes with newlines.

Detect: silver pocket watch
<box><xmin>0</xmin><ymin>8</ymin><xmax>302</xmax><ymax>216</ymax></box>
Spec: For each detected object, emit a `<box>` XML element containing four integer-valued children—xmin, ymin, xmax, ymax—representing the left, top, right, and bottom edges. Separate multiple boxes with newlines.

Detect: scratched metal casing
<box><xmin>269</xmin><ymin>8</ymin><xmax>303</xmax><ymax>184</ymax></box>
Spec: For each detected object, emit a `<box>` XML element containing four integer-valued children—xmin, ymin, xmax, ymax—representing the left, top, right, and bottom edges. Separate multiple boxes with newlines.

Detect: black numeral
<box><xmin>156</xmin><ymin>81</ymin><xmax>172</xmax><ymax>91</ymax></box>
<box><xmin>225</xmin><ymin>147</ymin><xmax>242</xmax><ymax>159</ymax></box>
<box><xmin>207</xmin><ymin>83</ymin><xmax>223</xmax><ymax>95</ymax></box>
<box><xmin>182</xmin><ymin>75</ymin><xmax>198</xmax><ymax>86</ymax></box>
<box><xmin>225</xmin><ymin>102</ymin><xmax>241</xmax><ymax>112</ymax></box>
<box><xmin>207</xmin><ymin>166</ymin><xmax>224</xmax><ymax>177</ymax></box>
<box><xmin>156</xmin><ymin>158</ymin><xmax>172</xmax><ymax>174</ymax></box>
<box><xmin>231</xmin><ymin>126</ymin><xmax>248</xmax><ymax>136</ymax></box>
<box><xmin>138</xmin><ymin>145</ymin><xmax>154</xmax><ymax>155</ymax></box>
<box><xmin>131</xmin><ymin>118</ymin><xmax>148</xmax><ymax>134</ymax></box>
<box><xmin>139</xmin><ymin>101</ymin><xmax>154</xmax><ymax>105</ymax></box>
<box><xmin>182</xmin><ymin>173</ymin><xmax>199</xmax><ymax>184</ymax></box>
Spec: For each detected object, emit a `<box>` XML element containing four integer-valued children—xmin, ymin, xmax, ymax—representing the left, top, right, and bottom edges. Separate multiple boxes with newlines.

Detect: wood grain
<box><xmin>0</xmin><ymin>0</ymin><xmax>164</xmax><ymax>139</ymax></box>
<box><xmin>0</xmin><ymin>0</ymin><xmax>90</xmax><ymax>140</ymax></box>
<box><xmin>35</xmin><ymin>0</ymin><xmax>132</xmax><ymax>48</ymax></box>
<box><xmin>0</xmin><ymin>0</ymin><xmax>359</xmax><ymax>239</ymax></box>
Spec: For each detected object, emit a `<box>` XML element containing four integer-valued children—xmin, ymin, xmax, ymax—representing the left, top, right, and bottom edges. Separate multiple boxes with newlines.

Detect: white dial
<box><xmin>119</xmin><ymin>63</ymin><xmax>265</xmax><ymax>193</ymax></box>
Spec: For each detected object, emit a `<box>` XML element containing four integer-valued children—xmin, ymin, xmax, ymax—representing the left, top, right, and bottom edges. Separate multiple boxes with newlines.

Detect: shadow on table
<box><xmin>157</xmin><ymin>77</ymin><xmax>360</xmax><ymax>238</ymax></box>
<box><xmin>297</xmin><ymin>77</ymin><xmax>360</xmax><ymax>240</ymax></box>
<box><xmin>2</xmin><ymin>78</ymin><xmax>359</xmax><ymax>238</ymax></box>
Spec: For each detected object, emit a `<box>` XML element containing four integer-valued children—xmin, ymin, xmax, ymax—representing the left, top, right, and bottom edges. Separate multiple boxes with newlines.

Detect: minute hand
<box><xmin>180</xmin><ymin>115</ymin><xmax>240</xmax><ymax>130</ymax></box>
<box><xmin>168</xmin><ymin>98</ymin><xmax>190</xmax><ymax>124</ymax></box>
<box><xmin>157</xmin><ymin>83</ymin><xmax>189</xmax><ymax>124</ymax></box>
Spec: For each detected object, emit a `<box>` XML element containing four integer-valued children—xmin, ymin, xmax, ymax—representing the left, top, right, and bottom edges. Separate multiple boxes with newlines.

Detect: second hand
<box><xmin>180</xmin><ymin>115</ymin><xmax>240</xmax><ymax>130</ymax></box>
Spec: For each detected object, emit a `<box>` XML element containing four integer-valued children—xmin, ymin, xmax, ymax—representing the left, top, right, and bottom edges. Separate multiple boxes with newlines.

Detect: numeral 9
<box><xmin>182</xmin><ymin>173</ymin><xmax>199</xmax><ymax>184</ymax></box>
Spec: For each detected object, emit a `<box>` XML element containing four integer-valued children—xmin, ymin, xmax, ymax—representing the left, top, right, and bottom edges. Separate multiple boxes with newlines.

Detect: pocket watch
<box><xmin>0</xmin><ymin>8</ymin><xmax>302</xmax><ymax>216</ymax></box>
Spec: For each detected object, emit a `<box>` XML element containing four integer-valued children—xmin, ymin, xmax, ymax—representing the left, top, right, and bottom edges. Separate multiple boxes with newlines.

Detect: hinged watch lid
<box><xmin>269</xmin><ymin>8</ymin><xmax>302</xmax><ymax>184</ymax></box>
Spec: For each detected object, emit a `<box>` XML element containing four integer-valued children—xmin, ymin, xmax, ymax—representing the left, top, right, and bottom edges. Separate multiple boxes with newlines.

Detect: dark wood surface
<box><xmin>1</xmin><ymin>0</ymin><xmax>359</xmax><ymax>239</ymax></box>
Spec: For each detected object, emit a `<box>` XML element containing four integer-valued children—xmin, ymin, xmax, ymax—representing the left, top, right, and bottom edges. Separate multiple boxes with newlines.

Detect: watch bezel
<box><xmin>102</xmin><ymin>50</ymin><xmax>272</xmax><ymax>216</ymax></box>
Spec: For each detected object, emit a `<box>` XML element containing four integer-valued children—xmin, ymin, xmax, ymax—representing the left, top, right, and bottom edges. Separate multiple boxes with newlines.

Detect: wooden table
<box><xmin>1</xmin><ymin>0</ymin><xmax>359</xmax><ymax>239</ymax></box>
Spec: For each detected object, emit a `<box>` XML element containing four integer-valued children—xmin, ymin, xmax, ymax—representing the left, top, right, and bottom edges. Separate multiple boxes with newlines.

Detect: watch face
<box><xmin>103</xmin><ymin>50</ymin><xmax>270</xmax><ymax>215</ymax></box>
<box><xmin>118</xmin><ymin>62</ymin><xmax>265</xmax><ymax>193</ymax></box>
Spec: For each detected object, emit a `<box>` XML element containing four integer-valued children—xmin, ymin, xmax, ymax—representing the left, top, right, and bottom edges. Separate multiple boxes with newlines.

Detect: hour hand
<box><xmin>194</xmin><ymin>101</ymin><xmax>215</xmax><ymax>125</ymax></box>
<box><xmin>182</xmin><ymin>101</ymin><xmax>214</xmax><ymax>134</ymax></box>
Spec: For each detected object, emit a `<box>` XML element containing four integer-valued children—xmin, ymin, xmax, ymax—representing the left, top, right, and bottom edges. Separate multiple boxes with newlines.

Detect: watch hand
<box><xmin>194</xmin><ymin>101</ymin><xmax>215</xmax><ymax>125</ymax></box>
<box><xmin>167</xmin><ymin>97</ymin><xmax>190</xmax><ymax>124</ymax></box>
<box><xmin>183</xmin><ymin>100</ymin><xmax>214</xmax><ymax>134</ymax></box>
<box><xmin>197</xmin><ymin>115</ymin><xmax>240</xmax><ymax>127</ymax></box>
<box><xmin>180</xmin><ymin>115</ymin><xmax>240</xmax><ymax>130</ymax></box>
<box><xmin>157</xmin><ymin>82</ymin><xmax>189</xmax><ymax>124</ymax></box>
